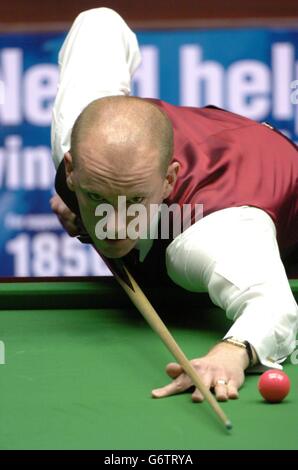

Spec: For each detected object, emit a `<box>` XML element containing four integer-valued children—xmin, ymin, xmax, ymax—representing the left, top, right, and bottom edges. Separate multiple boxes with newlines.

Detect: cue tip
<box><xmin>225</xmin><ymin>420</ymin><xmax>233</xmax><ymax>431</ymax></box>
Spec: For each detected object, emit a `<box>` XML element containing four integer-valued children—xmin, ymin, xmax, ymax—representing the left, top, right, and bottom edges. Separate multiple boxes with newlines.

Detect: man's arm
<box><xmin>154</xmin><ymin>205</ymin><xmax>298</xmax><ymax>401</ymax></box>
<box><xmin>51</xmin><ymin>7</ymin><xmax>141</xmax><ymax>170</ymax></box>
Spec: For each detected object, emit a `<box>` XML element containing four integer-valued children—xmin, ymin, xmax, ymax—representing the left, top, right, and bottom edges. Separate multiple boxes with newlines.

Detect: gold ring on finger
<box><xmin>216</xmin><ymin>379</ymin><xmax>228</xmax><ymax>385</ymax></box>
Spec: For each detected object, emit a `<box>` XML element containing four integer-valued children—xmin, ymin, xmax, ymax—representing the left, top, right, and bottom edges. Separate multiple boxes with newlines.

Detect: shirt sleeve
<box><xmin>51</xmin><ymin>8</ymin><xmax>141</xmax><ymax>168</ymax></box>
<box><xmin>166</xmin><ymin>206</ymin><xmax>298</xmax><ymax>370</ymax></box>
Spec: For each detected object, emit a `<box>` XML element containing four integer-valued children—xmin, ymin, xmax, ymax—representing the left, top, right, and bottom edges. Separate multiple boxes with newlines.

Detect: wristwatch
<box><xmin>222</xmin><ymin>337</ymin><xmax>256</xmax><ymax>367</ymax></box>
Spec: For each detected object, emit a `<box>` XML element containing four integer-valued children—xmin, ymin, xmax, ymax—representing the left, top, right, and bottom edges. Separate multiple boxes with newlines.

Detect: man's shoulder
<box><xmin>143</xmin><ymin>98</ymin><xmax>258</xmax><ymax>129</ymax></box>
<box><xmin>143</xmin><ymin>98</ymin><xmax>261</xmax><ymax>144</ymax></box>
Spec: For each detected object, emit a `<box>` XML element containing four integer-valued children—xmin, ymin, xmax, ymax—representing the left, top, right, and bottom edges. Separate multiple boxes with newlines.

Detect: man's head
<box><xmin>64</xmin><ymin>95</ymin><xmax>179</xmax><ymax>258</ymax></box>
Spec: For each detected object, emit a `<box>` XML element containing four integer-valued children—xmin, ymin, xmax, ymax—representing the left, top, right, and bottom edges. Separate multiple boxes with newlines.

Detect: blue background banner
<box><xmin>0</xmin><ymin>27</ymin><xmax>298</xmax><ymax>276</ymax></box>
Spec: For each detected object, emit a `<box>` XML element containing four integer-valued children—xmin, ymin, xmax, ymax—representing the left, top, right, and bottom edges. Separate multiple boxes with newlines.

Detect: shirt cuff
<box><xmin>223</xmin><ymin>317</ymin><xmax>285</xmax><ymax>371</ymax></box>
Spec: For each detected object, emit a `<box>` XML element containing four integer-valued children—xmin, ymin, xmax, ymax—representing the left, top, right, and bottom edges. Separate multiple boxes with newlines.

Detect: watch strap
<box><xmin>222</xmin><ymin>337</ymin><xmax>255</xmax><ymax>367</ymax></box>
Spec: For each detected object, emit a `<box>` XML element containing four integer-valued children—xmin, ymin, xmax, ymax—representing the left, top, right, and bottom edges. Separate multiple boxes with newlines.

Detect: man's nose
<box><xmin>106</xmin><ymin>209</ymin><xmax>128</xmax><ymax>239</ymax></box>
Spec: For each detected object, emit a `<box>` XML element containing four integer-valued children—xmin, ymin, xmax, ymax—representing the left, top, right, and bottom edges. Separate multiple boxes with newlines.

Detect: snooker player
<box><xmin>50</xmin><ymin>8</ymin><xmax>298</xmax><ymax>402</ymax></box>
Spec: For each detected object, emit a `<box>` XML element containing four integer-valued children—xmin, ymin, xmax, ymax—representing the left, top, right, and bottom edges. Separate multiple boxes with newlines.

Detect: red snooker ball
<box><xmin>258</xmin><ymin>370</ymin><xmax>291</xmax><ymax>403</ymax></box>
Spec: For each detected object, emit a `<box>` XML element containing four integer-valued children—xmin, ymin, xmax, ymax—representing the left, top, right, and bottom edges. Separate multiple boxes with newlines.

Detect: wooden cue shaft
<box><xmin>114</xmin><ymin>264</ymin><xmax>232</xmax><ymax>431</ymax></box>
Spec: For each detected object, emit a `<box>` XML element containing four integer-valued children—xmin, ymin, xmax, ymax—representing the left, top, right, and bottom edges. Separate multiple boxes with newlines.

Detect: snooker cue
<box><xmin>109</xmin><ymin>260</ymin><xmax>232</xmax><ymax>431</ymax></box>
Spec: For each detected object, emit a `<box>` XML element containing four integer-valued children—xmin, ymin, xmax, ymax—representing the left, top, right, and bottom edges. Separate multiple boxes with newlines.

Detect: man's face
<box><xmin>65</xmin><ymin>137</ymin><xmax>178</xmax><ymax>258</ymax></box>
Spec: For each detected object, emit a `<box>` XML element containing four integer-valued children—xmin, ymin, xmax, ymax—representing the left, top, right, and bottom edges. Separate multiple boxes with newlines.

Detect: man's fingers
<box><xmin>152</xmin><ymin>356</ymin><xmax>243</xmax><ymax>402</ymax></box>
<box><xmin>61</xmin><ymin>205</ymin><xmax>77</xmax><ymax>222</ymax></box>
<box><xmin>50</xmin><ymin>197</ymin><xmax>59</xmax><ymax>212</ymax></box>
<box><xmin>57</xmin><ymin>216</ymin><xmax>80</xmax><ymax>236</ymax></box>
<box><xmin>213</xmin><ymin>377</ymin><xmax>230</xmax><ymax>401</ymax></box>
<box><xmin>191</xmin><ymin>389</ymin><xmax>204</xmax><ymax>402</ymax></box>
<box><xmin>50</xmin><ymin>194</ymin><xmax>80</xmax><ymax>237</ymax></box>
<box><xmin>191</xmin><ymin>373</ymin><xmax>212</xmax><ymax>403</ymax></box>
<box><xmin>152</xmin><ymin>373</ymin><xmax>192</xmax><ymax>398</ymax></box>
<box><xmin>227</xmin><ymin>380</ymin><xmax>239</xmax><ymax>399</ymax></box>
<box><xmin>214</xmin><ymin>380</ymin><xmax>239</xmax><ymax>401</ymax></box>
<box><xmin>50</xmin><ymin>194</ymin><xmax>76</xmax><ymax>220</ymax></box>
<box><xmin>49</xmin><ymin>195</ymin><xmax>56</xmax><ymax>206</ymax></box>
<box><xmin>165</xmin><ymin>362</ymin><xmax>184</xmax><ymax>379</ymax></box>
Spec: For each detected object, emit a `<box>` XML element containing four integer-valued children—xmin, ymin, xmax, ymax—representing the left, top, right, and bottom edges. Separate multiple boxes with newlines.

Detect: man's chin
<box><xmin>95</xmin><ymin>239</ymin><xmax>137</xmax><ymax>259</ymax></box>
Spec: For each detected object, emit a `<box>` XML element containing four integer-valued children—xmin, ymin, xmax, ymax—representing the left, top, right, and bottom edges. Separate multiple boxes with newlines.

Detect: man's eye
<box><xmin>128</xmin><ymin>197</ymin><xmax>144</xmax><ymax>204</ymax></box>
<box><xmin>87</xmin><ymin>192</ymin><xmax>105</xmax><ymax>202</ymax></box>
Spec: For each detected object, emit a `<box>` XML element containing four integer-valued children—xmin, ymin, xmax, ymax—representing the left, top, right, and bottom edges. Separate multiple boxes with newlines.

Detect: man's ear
<box><xmin>163</xmin><ymin>162</ymin><xmax>180</xmax><ymax>199</ymax></box>
<box><xmin>64</xmin><ymin>152</ymin><xmax>75</xmax><ymax>191</ymax></box>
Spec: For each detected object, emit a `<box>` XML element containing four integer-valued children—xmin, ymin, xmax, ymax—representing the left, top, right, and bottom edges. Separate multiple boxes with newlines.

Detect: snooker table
<box><xmin>1</xmin><ymin>277</ymin><xmax>298</xmax><ymax>450</ymax></box>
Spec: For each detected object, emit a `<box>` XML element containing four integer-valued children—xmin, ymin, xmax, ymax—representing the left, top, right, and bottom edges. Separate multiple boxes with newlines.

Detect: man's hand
<box><xmin>152</xmin><ymin>342</ymin><xmax>249</xmax><ymax>402</ymax></box>
<box><xmin>50</xmin><ymin>194</ymin><xmax>80</xmax><ymax>237</ymax></box>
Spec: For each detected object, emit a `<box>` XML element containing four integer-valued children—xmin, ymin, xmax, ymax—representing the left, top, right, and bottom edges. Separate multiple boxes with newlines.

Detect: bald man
<box><xmin>51</xmin><ymin>8</ymin><xmax>298</xmax><ymax>403</ymax></box>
